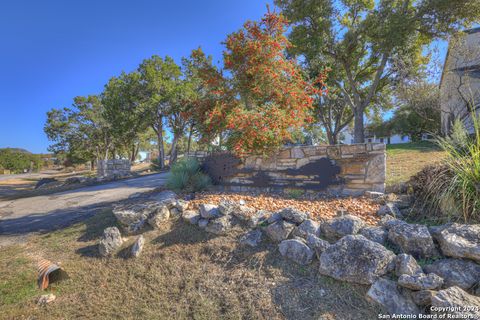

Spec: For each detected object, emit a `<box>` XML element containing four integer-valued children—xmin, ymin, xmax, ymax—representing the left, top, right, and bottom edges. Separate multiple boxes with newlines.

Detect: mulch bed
<box><xmin>189</xmin><ymin>191</ymin><xmax>380</xmax><ymax>225</ymax></box>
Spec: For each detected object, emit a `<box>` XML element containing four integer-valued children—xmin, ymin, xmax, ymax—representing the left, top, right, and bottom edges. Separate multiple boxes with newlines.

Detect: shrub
<box><xmin>412</xmin><ymin>116</ymin><xmax>480</xmax><ymax>222</ymax></box>
<box><xmin>166</xmin><ymin>158</ymin><xmax>211</xmax><ymax>193</ymax></box>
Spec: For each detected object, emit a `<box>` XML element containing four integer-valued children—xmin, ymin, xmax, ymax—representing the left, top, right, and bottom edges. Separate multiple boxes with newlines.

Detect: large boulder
<box><xmin>360</xmin><ymin>226</ymin><xmax>387</xmax><ymax>245</ymax></box>
<box><xmin>423</xmin><ymin>258</ymin><xmax>480</xmax><ymax>290</ymax></box>
<box><xmin>431</xmin><ymin>286</ymin><xmax>480</xmax><ymax>318</ymax></box>
<box><xmin>112</xmin><ymin>203</ymin><xmax>149</xmax><ymax>234</ymax></box>
<box><xmin>387</xmin><ymin>221</ymin><xmax>438</xmax><ymax>258</ymax></box>
<box><xmin>432</xmin><ymin>223</ymin><xmax>480</xmax><ymax>263</ymax></box>
<box><xmin>395</xmin><ymin>254</ymin><xmax>423</xmax><ymax>277</ymax></box>
<box><xmin>306</xmin><ymin>234</ymin><xmax>330</xmax><ymax>259</ymax></box>
<box><xmin>205</xmin><ymin>215</ymin><xmax>232</xmax><ymax>235</ymax></box>
<box><xmin>318</xmin><ymin>235</ymin><xmax>396</xmax><ymax>284</ymax></box>
<box><xmin>248</xmin><ymin>210</ymin><xmax>271</xmax><ymax>228</ymax></box>
<box><xmin>411</xmin><ymin>290</ymin><xmax>437</xmax><ymax>306</ymax></box>
<box><xmin>366</xmin><ymin>278</ymin><xmax>420</xmax><ymax>316</ymax></box>
<box><xmin>98</xmin><ymin>227</ymin><xmax>123</xmax><ymax>257</ymax></box>
<box><xmin>182</xmin><ymin>210</ymin><xmax>201</xmax><ymax>225</ymax></box>
<box><xmin>147</xmin><ymin>205</ymin><xmax>170</xmax><ymax>229</ymax></box>
<box><xmin>377</xmin><ymin>202</ymin><xmax>402</xmax><ymax>218</ymax></box>
<box><xmin>264</xmin><ymin>220</ymin><xmax>295</xmax><ymax>242</ymax></box>
<box><xmin>199</xmin><ymin>204</ymin><xmax>221</xmax><ymax>219</ymax></box>
<box><xmin>292</xmin><ymin>219</ymin><xmax>320</xmax><ymax>239</ymax></box>
<box><xmin>239</xmin><ymin>229</ymin><xmax>263</xmax><ymax>247</ymax></box>
<box><xmin>398</xmin><ymin>273</ymin><xmax>444</xmax><ymax>291</ymax></box>
<box><xmin>320</xmin><ymin>214</ymin><xmax>365</xmax><ymax>241</ymax></box>
<box><xmin>278</xmin><ymin>208</ymin><xmax>309</xmax><ymax>224</ymax></box>
<box><xmin>278</xmin><ymin>239</ymin><xmax>314</xmax><ymax>265</ymax></box>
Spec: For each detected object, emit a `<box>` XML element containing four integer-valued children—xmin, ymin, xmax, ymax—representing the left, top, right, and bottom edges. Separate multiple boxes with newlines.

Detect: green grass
<box><xmin>386</xmin><ymin>141</ymin><xmax>446</xmax><ymax>187</ymax></box>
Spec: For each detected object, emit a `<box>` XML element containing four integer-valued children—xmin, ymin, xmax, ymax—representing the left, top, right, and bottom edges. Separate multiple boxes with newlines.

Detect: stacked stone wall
<box><xmin>97</xmin><ymin>159</ymin><xmax>131</xmax><ymax>178</ymax></box>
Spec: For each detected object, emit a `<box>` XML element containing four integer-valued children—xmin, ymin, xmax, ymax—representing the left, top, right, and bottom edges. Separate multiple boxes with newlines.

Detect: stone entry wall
<box><xmin>97</xmin><ymin>159</ymin><xmax>131</xmax><ymax>178</ymax></box>
<box><xmin>215</xmin><ymin>143</ymin><xmax>386</xmax><ymax>196</ymax></box>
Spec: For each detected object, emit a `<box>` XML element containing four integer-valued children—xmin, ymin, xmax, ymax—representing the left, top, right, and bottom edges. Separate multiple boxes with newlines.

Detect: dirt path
<box><xmin>0</xmin><ymin>172</ymin><xmax>169</xmax><ymax>244</ymax></box>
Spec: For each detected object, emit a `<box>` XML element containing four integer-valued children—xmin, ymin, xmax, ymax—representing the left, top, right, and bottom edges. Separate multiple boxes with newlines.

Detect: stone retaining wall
<box><xmin>97</xmin><ymin>159</ymin><xmax>131</xmax><ymax>178</ymax></box>
<box><xmin>207</xmin><ymin>143</ymin><xmax>386</xmax><ymax>196</ymax></box>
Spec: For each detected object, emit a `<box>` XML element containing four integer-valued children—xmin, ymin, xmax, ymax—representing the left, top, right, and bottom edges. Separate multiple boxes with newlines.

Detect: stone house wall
<box><xmin>97</xmin><ymin>159</ymin><xmax>131</xmax><ymax>178</ymax></box>
<box><xmin>211</xmin><ymin>143</ymin><xmax>385</xmax><ymax>196</ymax></box>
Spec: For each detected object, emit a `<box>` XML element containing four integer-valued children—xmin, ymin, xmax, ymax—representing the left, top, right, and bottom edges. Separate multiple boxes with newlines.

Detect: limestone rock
<box><xmin>99</xmin><ymin>227</ymin><xmax>123</xmax><ymax>257</ymax></box>
<box><xmin>169</xmin><ymin>207</ymin><xmax>181</xmax><ymax>218</ymax></box>
<box><xmin>199</xmin><ymin>204</ymin><xmax>221</xmax><ymax>219</ymax></box>
<box><xmin>182</xmin><ymin>210</ymin><xmax>200</xmax><ymax>225</ymax></box>
<box><xmin>205</xmin><ymin>215</ymin><xmax>232</xmax><ymax>235</ymax></box>
<box><xmin>112</xmin><ymin>203</ymin><xmax>149</xmax><ymax>234</ymax></box>
<box><xmin>395</xmin><ymin>254</ymin><xmax>423</xmax><ymax>277</ymax></box>
<box><xmin>293</xmin><ymin>219</ymin><xmax>320</xmax><ymax>238</ymax></box>
<box><xmin>387</xmin><ymin>221</ymin><xmax>437</xmax><ymax>258</ymax></box>
<box><xmin>198</xmin><ymin>218</ymin><xmax>209</xmax><ymax>229</ymax></box>
<box><xmin>320</xmin><ymin>214</ymin><xmax>365</xmax><ymax>241</ymax></box>
<box><xmin>264</xmin><ymin>220</ymin><xmax>295</xmax><ymax>242</ymax></box>
<box><xmin>398</xmin><ymin>273</ymin><xmax>444</xmax><ymax>290</ymax></box>
<box><xmin>147</xmin><ymin>205</ymin><xmax>170</xmax><ymax>228</ymax></box>
<box><xmin>239</xmin><ymin>229</ymin><xmax>263</xmax><ymax>247</ymax></box>
<box><xmin>377</xmin><ymin>202</ymin><xmax>402</xmax><ymax>218</ymax></box>
<box><xmin>318</xmin><ymin>235</ymin><xmax>396</xmax><ymax>284</ymax></box>
<box><xmin>37</xmin><ymin>294</ymin><xmax>56</xmax><ymax>306</ymax></box>
<box><xmin>411</xmin><ymin>290</ymin><xmax>437</xmax><ymax>306</ymax></box>
<box><xmin>424</xmin><ymin>258</ymin><xmax>480</xmax><ymax>290</ymax></box>
<box><xmin>131</xmin><ymin>235</ymin><xmax>145</xmax><ymax>258</ymax></box>
<box><xmin>248</xmin><ymin>210</ymin><xmax>271</xmax><ymax>228</ymax></box>
<box><xmin>278</xmin><ymin>207</ymin><xmax>309</xmax><ymax>224</ymax></box>
<box><xmin>431</xmin><ymin>286</ymin><xmax>480</xmax><ymax>318</ymax></box>
<box><xmin>366</xmin><ymin>278</ymin><xmax>420</xmax><ymax>316</ymax></box>
<box><xmin>306</xmin><ymin>234</ymin><xmax>330</xmax><ymax>259</ymax></box>
<box><xmin>175</xmin><ymin>199</ymin><xmax>189</xmax><ymax>212</ymax></box>
<box><xmin>278</xmin><ymin>239</ymin><xmax>314</xmax><ymax>265</ymax></box>
<box><xmin>218</xmin><ymin>200</ymin><xmax>238</xmax><ymax>215</ymax></box>
<box><xmin>432</xmin><ymin>223</ymin><xmax>480</xmax><ymax>263</ymax></box>
<box><xmin>360</xmin><ymin>226</ymin><xmax>387</xmax><ymax>245</ymax></box>
<box><xmin>231</xmin><ymin>205</ymin><xmax>256</xmax><ymax>222</ymax></box>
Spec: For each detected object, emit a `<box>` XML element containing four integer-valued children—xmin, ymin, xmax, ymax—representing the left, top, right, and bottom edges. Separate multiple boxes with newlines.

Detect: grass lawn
<box><xmin>386</xmin><ymin>141</ymin><xmax>446</xmax><ymax>187</ymax></box>
<box><xmin>0</xmin><ymin>210</ymin><xmax>381</xmax><ymax>320</ymax></box>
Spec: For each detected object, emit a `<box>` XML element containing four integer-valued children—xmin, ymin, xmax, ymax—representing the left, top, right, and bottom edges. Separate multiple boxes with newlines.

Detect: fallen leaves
<box><xmin>190</xmin><ymin>192</ymin><xmax>380</xmax><ymax>225</ymax></box>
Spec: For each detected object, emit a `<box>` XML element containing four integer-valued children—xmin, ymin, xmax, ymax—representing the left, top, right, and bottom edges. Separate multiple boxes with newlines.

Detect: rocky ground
<box><xmin>2</xmin><ymin>189</ymin><xmax>479</xmax><ymax>319</ymax></box>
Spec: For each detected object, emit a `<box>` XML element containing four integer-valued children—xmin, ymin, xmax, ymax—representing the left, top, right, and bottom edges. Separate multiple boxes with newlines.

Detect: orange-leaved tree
<box><xmin>191</xmin><ymin>10</ymin><xmax>327</xmax><ymax>156</ymax></box>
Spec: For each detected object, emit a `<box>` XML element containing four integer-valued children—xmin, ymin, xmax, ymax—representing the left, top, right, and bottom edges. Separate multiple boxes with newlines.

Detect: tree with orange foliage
<box><xmin>190</xmin><ymin>9</ymin><xmax>327</xmax><ymax>156</ymax></box>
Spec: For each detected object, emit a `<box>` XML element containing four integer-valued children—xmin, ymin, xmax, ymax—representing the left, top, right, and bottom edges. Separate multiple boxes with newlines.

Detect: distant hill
<box><xmin>0</xmin><ymin>147</ymin><xmax>32</xmax><ymax>154</ymax></box>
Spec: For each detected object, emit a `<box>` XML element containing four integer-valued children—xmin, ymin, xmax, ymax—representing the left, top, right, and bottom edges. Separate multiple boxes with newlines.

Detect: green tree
<box><xmin>138</xmin><ymin>56</ymin><xmax>183</xmax><ymax>169</ymax></box>
<box><xmin>44</xmin><ymin>95</ymin><xmax>113</xmax><ymax>166</ymax></box>
<box><xmin>275</xmin><ymin>0</ymin><xmax>480</xmax><ymax>143</ymax></box>
<box><xmin>103</xmin><ymin>71</ymin><xmax>147</xmax><ymax>162</ymax></box>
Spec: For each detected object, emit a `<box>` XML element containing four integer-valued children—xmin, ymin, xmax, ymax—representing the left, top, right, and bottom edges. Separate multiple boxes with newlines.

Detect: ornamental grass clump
<box><xmin>414</xmin><ymin>115</ymin><xmax>480</xmax><ymax>222</ymax></box>
<box><xmin>166</xmin><ymin>157</ymin><xmax>211</xmax><ymax>193</ymax></box>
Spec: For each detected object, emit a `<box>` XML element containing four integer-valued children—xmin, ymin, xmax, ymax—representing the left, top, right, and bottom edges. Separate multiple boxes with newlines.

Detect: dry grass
<box><xmin>386</xmin><ymin>142</ymin><xmax>446</xmax><ymax>187</ymax></box>
<box><xmin>190</xmin><ymin>192</ymin><xmax>380</xmax><ymax>225</ymax></box>
<box><xmin>0</xmin><ymin>210</ymin><xmax>381</xmax><ymax>320</ymax></box>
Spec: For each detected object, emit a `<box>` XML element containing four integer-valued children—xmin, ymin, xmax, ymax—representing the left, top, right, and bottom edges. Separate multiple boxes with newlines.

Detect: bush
<box><xmin>166</xmin><ymin>158</ymin><xmax>211</xmax><ymax>193</ymax></box>
<box><xmin>412</xmin><ymin>116</ymin><xmax>480</xmax><ymax>222</ymax></box>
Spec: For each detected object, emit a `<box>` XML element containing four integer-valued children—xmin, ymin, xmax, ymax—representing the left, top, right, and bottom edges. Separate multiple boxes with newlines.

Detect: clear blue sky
<box><xmin>0</xmin><ymin>1</ymin><xmax>448</xmax><ymax>154</ymax></box>
<box><xmin>0</xmin><ymin>0</ymin><xmax>273</xmax><ymax>153</ymax></box>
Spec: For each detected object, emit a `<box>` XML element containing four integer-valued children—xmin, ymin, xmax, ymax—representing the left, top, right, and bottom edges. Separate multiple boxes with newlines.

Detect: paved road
<box><xmin>0</xmin><ymin>172</ymin><xmax>169</xmax><ymax>242</ymax></box>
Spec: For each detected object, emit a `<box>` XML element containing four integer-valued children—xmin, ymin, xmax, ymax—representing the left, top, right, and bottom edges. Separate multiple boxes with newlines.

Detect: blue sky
<box><xmin>0</xmin><ymin>0</ymin><xmax>273</xmax><ymax>153</ymax></box>
<box><xmin>0</xmin><ymin>1</ymin><xmax>447</xmax><ymax>153</ymax></box>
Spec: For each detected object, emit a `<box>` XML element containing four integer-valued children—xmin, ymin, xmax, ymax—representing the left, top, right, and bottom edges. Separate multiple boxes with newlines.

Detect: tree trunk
<box><xmin>169</xmin><ymin>133</ymin><xmax>180</xmax><ymax>165</ymax></box>
<box><xmin>326</xmin><ymin>130</ymin><xmax>335</xmax><ymax>145</ymax></box>
<box><xmin>157</xmin><ymin>119</ymin><xmax>165</xmax><ymax>169</ymax></box>
<box><xmin>353</xmin><ymin>106</ymin><xmax>365</xmax><ymax>143</ymax></box>
<box><xmin>187</xmin><ymin>123</ymin><xmax>194</xmax><ymax>155</ymax></box>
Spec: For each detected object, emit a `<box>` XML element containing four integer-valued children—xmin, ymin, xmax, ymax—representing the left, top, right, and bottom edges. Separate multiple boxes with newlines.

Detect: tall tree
<box><xmin>138</xmin><ymin>56</ymin><xmax>182</xmax><ymax>169</ymax></box>
<box><xmin>275</xmin><ymin>0</ymin><xmax>480</xmax><ymax>142</ymax></box>
<box><xmin>44</xmin><ymin>95</ymin><xmax>113</xmax><ymax>166</ymax></box>
<box><xmin>103</xmin><ymin>71</ymin><xmax>146</xmax><ymax>162</ymax></box>
<box><xmin>192</xmin><ymin>11</ymin><xmax>327</xmax><ymax>155</ymax></box>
